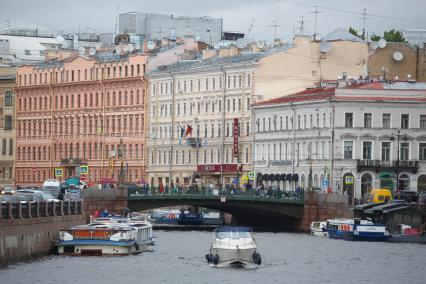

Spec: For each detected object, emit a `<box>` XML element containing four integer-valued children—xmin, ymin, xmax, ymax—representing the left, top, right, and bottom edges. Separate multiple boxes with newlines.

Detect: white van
<box><xmin>42</xmin><ymin>179</ymin><xmax>61</xmax><ymax>199</ymax></box>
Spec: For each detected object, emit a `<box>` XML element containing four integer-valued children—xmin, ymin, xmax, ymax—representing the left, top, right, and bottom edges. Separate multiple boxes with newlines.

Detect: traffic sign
<box><xmin>241</xmin><ymin>176</ymin><xmax>248</xmax><ymax>184</ymax></box>
<box><xmin>345</xmin><ymin>176</ymin><xmax>353</xmax><ymax>185</ymax></box>
<box><xmin>248</xmin><ymin>172</ymin><xmax>256</xmax><ymax>180</ymax></box>
<box><xmin>55</xmin><ymin>168</ymin><xmax>63</xmax><ymax>177</ymax></box>
<box><xmin>321</xmin><ymin>179</ymin><xmax>329</xmax><ymax>188</ymax></box>
<box><xmin>80</xmin><ymin>165</ymin><xmax>89</xmax><ymax>175</ymax></box>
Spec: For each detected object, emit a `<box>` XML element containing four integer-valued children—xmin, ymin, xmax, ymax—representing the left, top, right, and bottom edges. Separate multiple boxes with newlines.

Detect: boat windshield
<box><xmin>216</xmin><ymin>231</ymin><xmax>252</xmax><ymax>239</ymax></box>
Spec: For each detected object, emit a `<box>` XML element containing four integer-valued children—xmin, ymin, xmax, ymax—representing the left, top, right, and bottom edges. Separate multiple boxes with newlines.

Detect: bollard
<box><xmin>18</xmin><ymin>203</ymin><xmax>23</xmax><ymax>219</ymax></box>
<box><xmin>67</xmin><ymin>201</ymin><xmax>71</xmax><ymax>215</ymax></box>
<box><xmin>53</xmin><ymin>202</ymin><xmax>57</xmax><ymax>216</ymax></box>
<box><xmin>36</xmin><ymin>202</ymin><xmax>40</xmax><ymax>218</ymax></box>
<box><xmin>7</xmin><ymin>202</ymin><xmax>13</xmax><ymax>219</ymax></box>
<box><xmin>60</xmin><ymin>201</ymin><xmax>64</xmax><ymax>216</ymax></box>
<box><xmin>44</xmin><ymin>201</ymin><xmax>49</xmax><ymax>217</ymax></box>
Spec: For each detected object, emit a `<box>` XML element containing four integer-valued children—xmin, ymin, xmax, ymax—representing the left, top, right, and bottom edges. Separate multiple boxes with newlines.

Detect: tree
<box><xmin>383</xmin><ymin>29</ymin><xmax>405</xmax><ymax>42</ymax></box>
<box><xmin>349</xmin><ymin>26</ymin><xmax>365</xmax><ymax>40</ymax></box>
<box><xmin>370</xmin><ymin>29</ymin><xmax>406</xmax><ymax>42</ymax></box>
<box><xmin>370</xmin><ymin>34</ymin><xmax>381</xmax><ymax>41</ymax></box>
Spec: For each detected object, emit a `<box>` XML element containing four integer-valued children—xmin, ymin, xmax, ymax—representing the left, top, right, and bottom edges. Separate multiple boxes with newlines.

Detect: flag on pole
<box><xmin>185</xmin><ymin>123</ymin><xmax>193</xmax><ymax>137</ymax></box>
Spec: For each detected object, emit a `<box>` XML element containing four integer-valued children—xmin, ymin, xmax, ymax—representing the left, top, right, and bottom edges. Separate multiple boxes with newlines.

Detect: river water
<box><xmin>1</xmin><ymin>231</ymin><xmax>425</xmax><ymax>284</ymax></box>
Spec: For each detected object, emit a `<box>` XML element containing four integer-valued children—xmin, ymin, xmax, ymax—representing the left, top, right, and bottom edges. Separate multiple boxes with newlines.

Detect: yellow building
<box><xmin>0</xmin><ymin>65</ymin><xmax>16</xmax><ymax>188</ymax></box>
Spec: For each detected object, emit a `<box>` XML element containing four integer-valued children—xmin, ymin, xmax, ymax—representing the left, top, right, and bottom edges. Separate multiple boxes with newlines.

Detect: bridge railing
<box><xmin>128</xmin><ymin>186</ymin><xmax>304</xmax><ymax>203</ymax></box>
<box><xmin>0</xmin><ymin>200</ymin><xmax>83</xmax><ymax>220</ymax></box>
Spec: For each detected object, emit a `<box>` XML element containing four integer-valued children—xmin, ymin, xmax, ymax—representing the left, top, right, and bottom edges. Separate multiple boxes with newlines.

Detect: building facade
<box><xmin>14</xmin><ymin>54</ymin><xmax>148</xmax><ymax>185</ymax></box>
<box><xmin>252</xmin><ymin>81</ymin><xmax>426</xmax><ymax>197</ymax></box>
<box><xmin>119</xmin><ymin>12</ymin><xmax>223</xmax><ymax>44</ymax></box>
<box><xmin>146</xmin><ymin>54</ymin><xmax>261</xmax><ymax>188</ymax></box>
<box><xmin>0</xmin><ymin>65</ymin><xmax>16</xmax><ymax>187</ymax></box>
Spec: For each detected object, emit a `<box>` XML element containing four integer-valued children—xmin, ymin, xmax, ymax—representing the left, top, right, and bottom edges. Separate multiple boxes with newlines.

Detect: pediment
<box><xmin>340</xmin><ymin>133</ymin><xmax>357</xmax><ymax>139</ymax></box>
<box><xmin>359</xmin><ymin>133</ymin><xmax>377</xmax><ymax>139</ymax></box>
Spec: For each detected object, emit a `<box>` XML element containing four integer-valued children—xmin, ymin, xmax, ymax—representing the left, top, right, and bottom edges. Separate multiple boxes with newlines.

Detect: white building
<box><xmin>252</xmin><ymin>81</ymin><xmax>426</xmax><ymax>198</ymax></box>
<box><xmin>146</xmin><ymin>53</ymin><xmax>262</xmax><ymax>188</ymax></box>
<box><xmin>119</xmin><ymin>12</ymin><xmax>223</xmax><ymax>44</ymax></box>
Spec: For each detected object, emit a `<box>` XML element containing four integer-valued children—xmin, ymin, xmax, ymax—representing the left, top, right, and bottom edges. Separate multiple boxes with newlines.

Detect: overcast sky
<box><xmin>1</xmin><ymin>0</ymin><xmax>425</xmax><ymax>42</ymax></box>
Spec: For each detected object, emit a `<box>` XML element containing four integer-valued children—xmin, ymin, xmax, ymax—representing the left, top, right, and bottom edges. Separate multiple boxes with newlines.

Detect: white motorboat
<box><xmin>310</xmin><ymin>221</ymin><xmax>328</xmax><ymax>237</ymax></box>
<box><xmin>206</xmin><ymin>227</ymin><xmax>261</xmax><ymax>268</ymax></box>
<box><xmin>57</xmin><ymin>216</ymin><xmax>154</xmax><ymax>256</ymax></box>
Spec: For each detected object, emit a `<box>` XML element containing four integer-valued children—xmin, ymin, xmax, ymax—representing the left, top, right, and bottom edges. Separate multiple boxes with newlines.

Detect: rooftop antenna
<box><xmin>297</xmin><ymin>16</ymin><xmax>306</xmax><ymax>36</ymax></box>
<box><xmin>311</xmin><ymin>5</ymin><xmax>320</xmax><ymax>39</ymax></box>
<box><xmin>114</xmin><ymin>2</ymin><xmax>119</xmax><ymax>39</ymax></box>
<box><xmin>362</xmin><ymin>8</ymin><xmax>367</xmax><ymax>41</ymax></box>
<box><xmin>246</xmin><ymin>19</ymin><xmax>256</xmax><ymax>39</ymax></box>
<box><xmin>268</xmin><ymin>20</ymin><xmax>283</xmax><ymax>40</ymax></box>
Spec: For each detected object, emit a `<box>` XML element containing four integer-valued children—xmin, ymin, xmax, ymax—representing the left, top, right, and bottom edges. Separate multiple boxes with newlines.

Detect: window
<box><xmin>401</xmin><ymin>114</ymin><xmax>409</xmax><ymax>129</ymax></box>
<box><xmin>9</xmin><ymin>139</ymin><xmax>13</xmax><ymax>155</ymax></box>
<box><xmin>363</xmin><ymin>141</ymin><xmax>372</xmax><ymax>160</ymax></box>
<box><xmin>344</xmin><ymin>141</ymin><xmax>353</xmax><ymax>159</ymax></box>
<box><xmin>4</xmin><ymin>115</ymin><xmax>12</xmax><ymax>130</ymax></box>
<box><xmin>2</xmin><ymin>139</ymin><xmax>5</xmax><ymax>155</ymax></box>
<box><xmin>381</xmin><ymin>142</ymin><xmax>390</xmax><ymax>162</ymax></box>
<box><xmin>420</xmin><ymin>115</ymin><xmax>426</xmax><ymax>129</ymax></box>
<box><xmin>419</xmin><ymin>143</ymin><xmax>426</xmax><ymax>160</ymax></box>
<box><xmin>364</xmin><ymin>113</ymin><xmax>372</xmax><ymax>128</ymax></box>
<box><xmin>345</xmin><ymin>113</ymin><xmax>353</xmax><ymax>128</ymax></box>
<box><xmin>382</xmin><ymin>113</ymin><xmax>391</xmax><ymax>129</ymax></box>
<box><xmin>400</xmin><ymin>142</ymin><xmax>409</xmax><ymax>160</ymax></box>
<box><xmin>4</xmin><ymin>90</ymin><xmax>12</xmax><ymax>106</ymax></box>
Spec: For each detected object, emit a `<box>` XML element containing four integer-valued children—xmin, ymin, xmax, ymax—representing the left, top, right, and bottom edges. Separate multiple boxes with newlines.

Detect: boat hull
<box><xmin>210</xmin><ymin>247</ymin><xmax>257</xmax><ymax>268</ymax></box>
<box><xmin>327</xmin><ymin>230</ymin><xmax>390</xmax><ymax>242</ymax></box>
<box><xmin>57</xmin><ymin>239</ymin><xmax>154</xmax><ymax>256</ymax></box>
<box><xmin>310</xmin><ymin>228</ymin><xmax>328</xmax><ymax>237</ymax></box>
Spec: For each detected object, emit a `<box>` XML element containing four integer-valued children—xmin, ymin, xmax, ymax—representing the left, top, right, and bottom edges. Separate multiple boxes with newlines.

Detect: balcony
<box><xmin>356</xmin><ymin>159</ymin><xmax>419</xmax><ymax>174</ymax></box>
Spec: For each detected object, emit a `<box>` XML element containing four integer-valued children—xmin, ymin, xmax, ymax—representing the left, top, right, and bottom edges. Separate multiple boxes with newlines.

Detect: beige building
<box><xmin>0</xmin><ymin>65</ymin><xmax>16</xmax><ymax>187</ymax></box>
<box><xmin>255</xmin><ymin>28</ymin><xmax>369</xmax><ymax>99</ymax></box>
<box><xmin>146</xmin><ymin>53</ymin><xmax>261</xmax><ymax>188</ymax></box>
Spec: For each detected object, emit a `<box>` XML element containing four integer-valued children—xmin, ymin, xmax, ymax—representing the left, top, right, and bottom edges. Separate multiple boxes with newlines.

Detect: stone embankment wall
<box><xmin>0</xmin><ymin>214</ymin><xmax>85</xmax><ymax>266</ymax></box>
<box><xmin>299</xmin><ymin>192</ymin><xmax>353</xmax><ymax>232</ymax></box>
<box><xmin>82</xmin><ymin>188</ymin><xmax>128</xmax><ymax>220</ymax></box>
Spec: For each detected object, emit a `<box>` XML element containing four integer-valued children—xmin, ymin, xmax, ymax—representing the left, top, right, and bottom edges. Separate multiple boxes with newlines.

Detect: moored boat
<box><xmin>206</xmin><ymin>227</ymin><xmax>261</xmax><ymax>268</ymax></box>
<box><xmin>325</xmin><ymin>218</ymin><xmax>390</xmax><ymax>242</ymax></box>
<box><xmin>310</xmin><ymin>221</ymin><xmax>328</xmax><ymax>237</ymax></box>
<box><xmin>57</xmin><ymin>217</ymin><xmax>154</xmax><ymax>256</ymax></box>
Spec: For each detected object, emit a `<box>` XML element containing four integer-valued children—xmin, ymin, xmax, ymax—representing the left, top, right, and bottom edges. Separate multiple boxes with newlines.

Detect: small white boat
<box><xmin>310</xmin><ymin>221</ymin><xmax>328</xmax><ymax>237</ymax></box>
<box><xmin>57</xmin><ymin>216</ymin><xmax>154</xmax><ymax>256</ymax></box>
<box><xmin>206</xmin><ymin>227</ymin><xmax>261</xmax><ymax>268</ymax></box>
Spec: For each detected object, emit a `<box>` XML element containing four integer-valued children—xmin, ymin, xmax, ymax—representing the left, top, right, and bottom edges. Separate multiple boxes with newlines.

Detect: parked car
<box><xmin>15</xmin><ymin>190</ymin><xmax>60</xmax><ymax>202</ymax></box>
<box><xmin>397</xmin><ymin>190</ymin><xmax>419</xmax><ymax>203</ymax></box>
<box><xmin>42</xmin><ymin>179</ymin><xmax>62</xmax><ymax>199</ymax></box>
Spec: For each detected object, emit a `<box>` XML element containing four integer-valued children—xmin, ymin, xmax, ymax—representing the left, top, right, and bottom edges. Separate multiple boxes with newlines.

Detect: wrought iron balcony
<box><xmin>356</xmin><ymin>159</ymin><xmax>419</xmax><ymax>174</ymax></box>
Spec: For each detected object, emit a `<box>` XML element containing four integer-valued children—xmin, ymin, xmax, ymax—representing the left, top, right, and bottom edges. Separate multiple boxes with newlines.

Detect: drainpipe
<box><xmin>290</xmin><ymin>102</ymin><xmax>296</xmax><ymax>191</ymax></box>
<box><xmin>220</xmin><ymin>66</ymin><xmax>227</xmax><ymax>188</ymax></box>
<box><xmin>329</xmin><ymin>99</ymin><xmax>336</xmax><ymax>193</ymax></box>
<box><xmin>48</xmin><ymin>82</ymin><xmax>54</xmax><ymax>179</ymax></box>
<box><xmin>100</xmin><ymin>67</ymin><xmax>106</xmax><ymax>179</ymax></box>
<box><xmin>169</xmin><ymin>72</ymin><xmax>175</xmax><ymax>187</ymax></box>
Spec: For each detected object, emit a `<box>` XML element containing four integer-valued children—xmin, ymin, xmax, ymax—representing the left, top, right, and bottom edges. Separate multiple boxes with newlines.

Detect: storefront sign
<box><xmin>197</xmin><ymin>164</ymin><xmax>238</xmax><ymax>173</ymax></box>
<box><xmin>55</xmin><ymin>168</ymin><xmax>63</xmax><ymax>177</ymax></box>
<box><xmin>345</xmin><ymin>176</ymin><xmax>354</xmax><ymax>185</ymax></box>
<box><xmin>80</xmin><ymin>165</ymin><xmax>89</xmax><ymax>175</ymax></box>
<box><xmin>233</xmin><ymin>118</ymin><xmax>239</xmax><ymax>157</ymax></box>
<box><xmin>248</xmin><ymin>172</ymin><xmax>256</xmax><ymax>180</ymax></box>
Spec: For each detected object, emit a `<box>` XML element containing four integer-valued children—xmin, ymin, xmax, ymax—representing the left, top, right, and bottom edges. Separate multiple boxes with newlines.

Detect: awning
<box><xmin>274</xmin><ymin>174</ymin><xmax>281</xmax><ymax>180</ymax></box>
<box><xmin>280</xmin><ymin>174</ymin><xmax>286</xmax><ymax>181</ymax></box>
<box><xmin>379</xmin><ymin>171</ymin><xmax>395</xmax><ymax>179</ymax></box>
<box><xmin>262</xmin><ymin>174</ymin><xmax>269</xmax><ymax>180</ymax></box>
<box><xmin>268</xmin><ymin>174</ymin><xmax>275</xmax><ymax>180</ymax></box>
<box><xmin>292</xmin><ymin>174</ymin><xmax>299</xmax><ymax>181</ymax></box>
<box><xmin>285</xmin><ymin>174</ymin><xmax>292</xmax><ymax>181</ymax></box>
<box><xmin>256</xmin><ymin>173</ymin><xmax>263</xmax><ymax>182</ymax></box>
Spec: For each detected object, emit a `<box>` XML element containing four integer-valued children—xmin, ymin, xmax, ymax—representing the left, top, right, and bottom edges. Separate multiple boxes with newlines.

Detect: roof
<box><xmin>147</xmin><ymin>52</ymin><xmax>266</xmax><ymax>76</ymax></box>
<box><xmin>352</xmin><ymin>81</ymin><xmax>426</xmax><ymax>90</ymax></box>
<box><xmin>403</xmin><ymin>29</ymin><xmax>426</xmax><ymax>47</ymax></box>
<box><xmin>321</xmin><ymin>27</ymin><xmax>364</xmax><ymax>43</ymax></box>
<box><xmin>252</xmin><ymin>87</ymin><xmax>335</xmax><ymax>107</ymax></box>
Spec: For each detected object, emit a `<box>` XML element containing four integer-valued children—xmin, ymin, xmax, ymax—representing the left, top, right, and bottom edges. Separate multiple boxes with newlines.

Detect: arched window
<box><xmin>361</xmin><ymin>173</ymin><xmax>373</xmax><ymax>197</ymax></box>
<box><xmin>4</xmin><ymin>90</ymin><xmax>13</xmax><ymax>106</ymax></box>
<box><xmin>301</xmin><ymin>173</ymin><xmax>305</xmax><ymax>189</ymax></box>
<box><xmin>399</xmin><ymin>173</ymin><xmax>410</xmax><ymax>191</ymax></box>
<box><xmin>418</xmin><ymin>175</ymin><xmax>426</xmax><ymax>193</ymax></box>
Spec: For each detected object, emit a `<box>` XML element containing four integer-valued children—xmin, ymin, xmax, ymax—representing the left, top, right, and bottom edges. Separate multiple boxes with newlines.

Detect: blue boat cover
<box><xmin>214</xmin><ymin>226</ymin><xmax>253</xmax><ymax>232</ymax></box>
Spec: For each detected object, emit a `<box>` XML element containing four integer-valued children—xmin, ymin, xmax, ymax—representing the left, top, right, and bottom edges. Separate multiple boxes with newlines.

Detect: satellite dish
<box><xmin>55</xmin><ymin>35</ymin><xmax>65</xmax><ymax>44</ymax></box>
<box><xmin>378</xmin><ymin>38</ymin><xmax>387</xmax><ymax>48</ymax></box>
<box><xmin>392</xmin><ymin>51</ymin><xmax>403</xmax><ymax>61</ymax></box>
<box><xmin>320</xmin><ymin>41</ymin><xmax>332</xmax><ymax>53</ymax></box>
<box><xmin>147</xmin><ymin>41</ymin><xmax>155</xmax><ymax>50</ymax></box>
<box><xmin>128</xmin><ymin>44</ymin><xmax>135</xmax><ymax>52</ymax></box>
<box><xmin>369</xmin><ymin>41</ymin><xmax>379</xmax><ymax>50</ymax></box>
<box><xmin>78</xmin><ymin>47</ymin><xmax>86</xmax><ymax>55</ymax></box>
<box><xmin>88</xmin><ymin>48</ymin><xmax>96</xmax><ymax>56</ymax></box>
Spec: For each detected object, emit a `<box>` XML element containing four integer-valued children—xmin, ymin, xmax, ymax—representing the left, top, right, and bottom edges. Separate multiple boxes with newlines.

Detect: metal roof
<box><xmin>321</xmin><ymin>27</ymin><xmax>364</xmax><ymax>43</ymax></box>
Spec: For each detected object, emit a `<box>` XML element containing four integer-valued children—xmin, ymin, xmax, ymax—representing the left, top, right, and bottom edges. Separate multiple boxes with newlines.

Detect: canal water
<box><xmin>1</xmin><ymin>231</ymin><xmax>425</xmax><ymax>284</ymax></box>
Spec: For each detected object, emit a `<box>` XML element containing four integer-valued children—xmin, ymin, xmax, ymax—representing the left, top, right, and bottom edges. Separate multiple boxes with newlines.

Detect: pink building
<box><xmin>15</xmin><ymin>54</ymin><xmax>148</xmax><ymax>185</ymax></box>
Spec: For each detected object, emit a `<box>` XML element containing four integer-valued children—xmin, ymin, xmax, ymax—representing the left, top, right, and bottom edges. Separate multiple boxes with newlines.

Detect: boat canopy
<box><xmin>214</xmin><ymin>226</ymin><xmax>253</xmax><ymax>233</ymax></box>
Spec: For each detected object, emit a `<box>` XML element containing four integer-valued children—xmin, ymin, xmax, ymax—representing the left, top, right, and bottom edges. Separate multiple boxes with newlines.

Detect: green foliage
<box><xmin>383</xmin><ymin>29</ymin><xmax>405</xmax><ymax>42</ymax></box>
<box><xmin>370</xmin><ymin>34</ymin><xmax>381</xmax><ymax>41</ymax></box>
<box><xmin>349</xmin><ymin>27</ymin><xmax>360</xmax><ymax>38</ymax></box>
